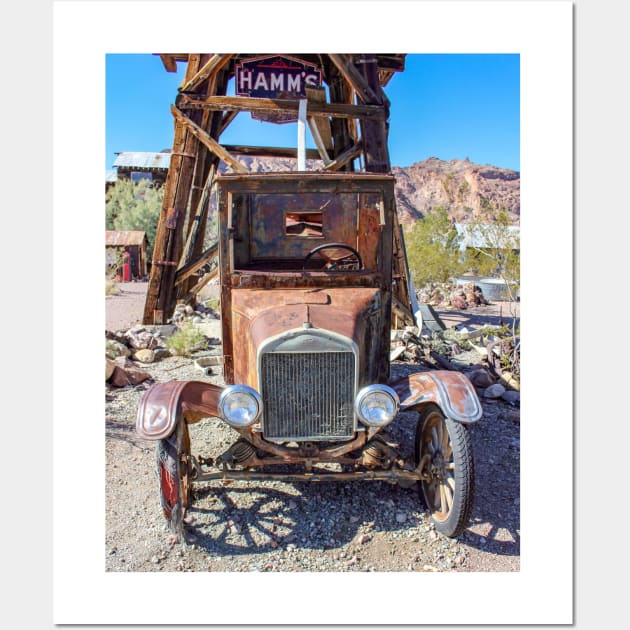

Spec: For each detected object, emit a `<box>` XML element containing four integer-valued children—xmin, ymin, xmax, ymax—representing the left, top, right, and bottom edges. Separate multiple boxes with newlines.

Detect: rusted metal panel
<box><xmin>230</xmin><ymin>287</ymin><xmax>383</xmax><ymax>388</ymax></box>
<box><xmin>105</xmin><ymin>230</ymin><xmax>148</xmax><ymax>247</ymax></box>
<box><xmin>136</xmin><ymin>380</ymin><xmax>223</xmax><ymax>440</ymax></box>
<box><xmin>389</xmin><ymin>370</ymin><xmax>483</xmax><ymax>423</ymax></box>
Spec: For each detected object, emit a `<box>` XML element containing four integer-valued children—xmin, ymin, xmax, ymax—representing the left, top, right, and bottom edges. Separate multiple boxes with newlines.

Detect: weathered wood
<box><xmin>179</xmin><ymin>164</ymin><xmax>216</xmax><ymax>270</ymax></box>
<box><xmin>329</xmin><ymin>54</ymin><xmax>389</xmax><ymax>107</ymax></box>
<box><xmin>157</xmin><ymin>54</ymin><xmax>179</xmax><ymax>73</ymax></box>
<box><xmin>223</xmin><ymin>144</ymin><xmax>320</xmax><ymax>160</ymax></box>
<box><xmin>429</xmin><ymin>351</ymin><xmax>463</xmax><ymax>372</ymax></box>
<box><xmin>176</xmin><ymin>94</ymin><xmax>385</xmax><ymax>120</ymax></box>
<box><xmin>306</xmin><ymin>86</ymin><xmax>333</xmax><ymax>151</ymax></box>
<box><xmin>171</xmin><ymin>105</ymin><xmax>247</xmax><ymax>173</ymax></box>
<box><xmin>391</xmin><ymin>295</ymin><xmax>416</xmax><ymax>328</ymax></box>
<box><xmin>323</xmin><ymin>141</ymin><xmax>362</xmax><ymax>171</ymax></box>
<box><xmin>175</xmin><ymin>241</ymin><xmax>219</xmax><ymax>286</ymax></box>
<box><xmin>179</xmin><ymin>54</ymin><xmax>233</xmax><ymax>93</ymax></box>
<box><xmin>144</xmin><ymin>56</ymin><xmax>204</xmax><ymax>324</ymax></box>
<box><xmin>179</xmin><ymin>266</ymin><xmax>219</xmax><ymax>301</ymax></box>
<box><xmin>308</xmin><ymin>120</ymin><xmax>332</xmax><ymax>165</ymax></box>
<box><xmin>327</xmin><ymin>64</ymin><xmax>354</xmax><ymax>172</ymax></box>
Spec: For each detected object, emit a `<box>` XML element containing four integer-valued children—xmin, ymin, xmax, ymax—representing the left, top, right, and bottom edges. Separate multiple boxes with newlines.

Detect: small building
<box><xmin>454</xmin><ymin>222</ymin><xmax>520</xmax><ymax>254</ymax></box>
<box><xmin>105</xmin><ymin>170</ymin><xmax>118</xmax><ymax>192</ymax></box>
<box><xmin>105</xmin><ymin>230</ymin><xmax>149</xmax><ymax>281</ymax></box>
<box><xmin>111</xmin><ymin>151</ymin><xmax>171</xmax><ymax>186</ymax></box>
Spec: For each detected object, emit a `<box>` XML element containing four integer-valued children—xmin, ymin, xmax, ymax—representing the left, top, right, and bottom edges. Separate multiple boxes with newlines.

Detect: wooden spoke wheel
<box><xmin>414</xmin><ymin>404</ymin><xmax>475</xmax><ymax>538</ymax></box>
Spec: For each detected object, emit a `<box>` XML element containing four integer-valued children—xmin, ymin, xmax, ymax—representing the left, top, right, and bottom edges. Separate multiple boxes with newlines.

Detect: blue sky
<box><xmin>106</xmin><ymin>53</ymin><xmax>519</xmax><ymax>173</ymax></box>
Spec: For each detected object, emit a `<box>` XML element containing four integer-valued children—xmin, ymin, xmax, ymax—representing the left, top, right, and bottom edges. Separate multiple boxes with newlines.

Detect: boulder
<box><xmin>106</xmin><ymin>358</ymin><xmax>116</xmax><ymax>380</ymax></box>
<box><xmin>108</xmin><ymin>365</ymin><xmax>152</xmax><ymax>388</ymax></box>
<box><xmin>483</xmin><ymin>383</ymin><xmax>506</xmax><ymax>399</ymax></box>
<box><xmin>133</xmin><ymin>349</ymin><xmax>156</xmax><ymax>364</ymax></box>
<box><xmin>106</xmin><ymin>339</ymin><xmax>130</xmax><ymax>360</ymax></box>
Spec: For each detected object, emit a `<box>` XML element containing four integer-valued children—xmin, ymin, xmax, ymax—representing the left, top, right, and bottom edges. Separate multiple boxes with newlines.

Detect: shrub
<box><xmin>165</xmin><ymin>321</ymin><xmax>207</xmax><ymax>357</ymax></box>
<box><xmin>105</xmin><ymin>279</ymin><xmax>120</xmax><ymax>296</ymax></box>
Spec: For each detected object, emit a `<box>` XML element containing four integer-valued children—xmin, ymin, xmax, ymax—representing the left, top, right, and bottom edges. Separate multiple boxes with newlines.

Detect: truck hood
<box><xmin>229</xmin><ymin>287</ymin><xmax>385</xmax><ymax>387</ymax></box>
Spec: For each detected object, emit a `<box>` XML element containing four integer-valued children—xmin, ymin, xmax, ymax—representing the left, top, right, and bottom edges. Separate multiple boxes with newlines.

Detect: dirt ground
<box><xmin>105</xmin><ymin>282</ymin><xmax>520</xmax><ymax>573</ymax></box>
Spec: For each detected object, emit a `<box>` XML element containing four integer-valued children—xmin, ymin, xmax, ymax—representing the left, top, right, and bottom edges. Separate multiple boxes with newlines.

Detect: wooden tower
<box><xmin>143</xmin><ymin>53</ymin><xmax>415</xmax><ymax>326</ymax></box>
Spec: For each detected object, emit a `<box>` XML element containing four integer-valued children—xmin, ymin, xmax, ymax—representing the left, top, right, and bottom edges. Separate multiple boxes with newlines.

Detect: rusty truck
<box><xmin>136</xmin><ymin>170</ymin><xmax>483</xmax><ymax>539</ymax></box>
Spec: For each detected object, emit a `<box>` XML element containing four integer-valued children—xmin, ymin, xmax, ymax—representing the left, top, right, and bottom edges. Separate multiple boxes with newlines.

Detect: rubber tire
<box><xmin>414</xmin><ymin>404</ymin><xmax>475</xmax><ymax>538</ymax></box>
<box><xmin>155</xmin><ymin>420</ymin><xmax>191</xmax><ymax>537</ymax></box>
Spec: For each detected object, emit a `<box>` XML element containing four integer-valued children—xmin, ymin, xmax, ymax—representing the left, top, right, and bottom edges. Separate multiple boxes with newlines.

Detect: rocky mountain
<box><xmin>392</xmin><ymin>158</ymin><xmax>520</xmax><ymax>226</ymax></box>
<box><xmin>221</xmin><ymin>155</ymin><xmax>520</xmax><ymax>227</ymax></box>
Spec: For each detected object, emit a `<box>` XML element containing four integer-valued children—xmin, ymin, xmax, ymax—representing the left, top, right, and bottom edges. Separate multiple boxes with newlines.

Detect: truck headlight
<box><xmin>218</xmin><ymin>385</ymin><xmax>262</xmax><ymax>428</ymax></box>
<box><xmin>354</xmin><ymin>384</ymin><xmax>400</xmax><ymax>427</ymax></box>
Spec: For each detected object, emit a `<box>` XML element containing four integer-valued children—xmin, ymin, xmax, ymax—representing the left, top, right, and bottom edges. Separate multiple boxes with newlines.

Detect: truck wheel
<box><xmin>414</xmin><ymin>404</ymin><xmax>475</xmax><ymax>537</ymax></box>
<box><xmin>155</xmin><ymin>420</ymin><xmax>191</xmax><ymax>537</ymax></box>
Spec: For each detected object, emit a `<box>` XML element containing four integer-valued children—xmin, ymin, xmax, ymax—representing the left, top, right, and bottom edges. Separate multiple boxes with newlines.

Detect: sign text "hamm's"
<box><xmin>235</xmin><ymin>56</ymin><xmax>322</xmax><ymax>99</ymax></box>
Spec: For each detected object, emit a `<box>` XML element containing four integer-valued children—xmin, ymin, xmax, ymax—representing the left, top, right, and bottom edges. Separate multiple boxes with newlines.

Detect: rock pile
<box><xmin>418</xmin><ymin>282</ymin><xmax>489</xmax><ymax>309</ymax></box>
<box><xmin>105</xmin><ymin>301</ymin><xmax>222</xmax><ymax>386</ymax></box>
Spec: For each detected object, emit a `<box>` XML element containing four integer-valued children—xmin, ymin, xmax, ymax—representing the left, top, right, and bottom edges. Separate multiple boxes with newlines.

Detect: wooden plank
<box><xmin>323</xmin><ymin>141</ymin><xmax>362</xmax><ymax>171</ymax></box>
<box><xmin>176</xmin><ymin>94</ymin><xmax>385</xmax><ymax>120</ymax></box>
<box><xmin>222</xmin><ymin>144</ymin><xmax>320</xmax><ymax>160</ymax></box>
<box><xmin>308</xmin><ymin>119</ymin><xmax>332</xmax><ymax>165</ymax></box>
<box><xmin>175</xmin><ymin>241</ymin><xmax>219</xmax><ymax>286</ymax></box>
<box><xmin>179</xmin><ymin>54</ymin><xmax>233</xmax><ymax>93</ymax></box>
<box><xmin>157</xmin><ymin>54</ymin><xmax>179</xmax><ymax>73</ymax></box>
<box><xmin>171</xmin><ymin>105</ymin><xmax>247</xmax><ymax>173</ymax></box>
<box><xmin>306</xmin><ymin>85</ymin><xmax>333</xmax><ymax>151</ymax></box>
<box><xmin>178</xmin><ymin>164</ymin><xmax>216</xmax><ymax>270</ymax></box>
<box><xmin>329</xmin><ymin>54</ymin><xmax>389</xmax><ymax>107</ymax></box>
<box><xmin>178</xmin><ymin>266</ymin><xmax>219</xmax><ymax>301</ymax></box>
<box><xmin>326</xmin><ymin>63</ymin><xmax>354</xmax><ymax>172</ymax></box>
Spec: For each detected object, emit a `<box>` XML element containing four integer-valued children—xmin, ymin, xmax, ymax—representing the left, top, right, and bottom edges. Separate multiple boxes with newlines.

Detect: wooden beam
<box><xmin>306</xmin><ymin>86</ymin><xmax>333</xmax><ymax>151</ymax></box>
<box><xmin>179</xmin><ymin>266</ymin><xmax>219</xmax><ymax>302</ymax></box>
<box><xmin>326</xmin><ymin>64</ymin><xmax>354</xmax><ymax>172</ymax></box>
<box><xmin>328</xmin><ymin>54</ymin><xmax>386</xmax><ymax>105</ymax></box>
<box><xmin>179</xmin><ymin>54</ymin><xmax>233</xmax><ymax>93</ymax></box>
<box><xmin>175</xmin><ymin>241</ymin><xmax>219</xmax><ymax>286</ymax></box>
<box><xmin>176</xmin><ymin>94</ymin><xmax>385</xmax><ymax>120</ymax></box>
<box><xmin>157</xmin><ymin>54</ymin><xmax>179</xmax><ymax>73</ymax></box>
<box><xmin>144</xmin><ymin>56</ymin><xmax>203</xmax><ymax>324</ymax></box>
<box><xmin>223</xmin><ymin>144</ymin><xmax>321</xmax><ymax>160</ymax></box>
<box><xmin>375</xmin><ymin>55</ymin><xmax>406</xmax><ymax>72</ymax></box>
<box><xmin>307</xmin><ymin>119</ymin><xmax>332</xmax><ymax>165</ymax></box>
<box><xmin>323</xmin><ymin>141</ymin><xmax>362</xmax><ymax>171</ymax></box>
<box><xmin>171</xmin><ymin>105</ymin><xmax>247</xmax><ymax>173</ymax></box>
<box><xmin>179</xmin><ymin>164</ymin><xmax>216</xmax><ymax>269</ymax></box>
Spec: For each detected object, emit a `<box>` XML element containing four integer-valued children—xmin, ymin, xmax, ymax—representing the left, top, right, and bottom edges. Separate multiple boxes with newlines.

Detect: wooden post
<box><xmin>326</xmin><ymin>63</ymin><xmax>354</xmax><ymax>172</ymax></box>
<box><xmin>143</xmin><ymin>56</ymin><xmax>203</xmax><ymax>324</ymax></box>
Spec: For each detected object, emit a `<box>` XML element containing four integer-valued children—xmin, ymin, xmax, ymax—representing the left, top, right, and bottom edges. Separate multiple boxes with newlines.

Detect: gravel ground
<box><xmin>105</xmin><ymin>284</ymin><xmax>520</xmax><ymax>573</ymax></box>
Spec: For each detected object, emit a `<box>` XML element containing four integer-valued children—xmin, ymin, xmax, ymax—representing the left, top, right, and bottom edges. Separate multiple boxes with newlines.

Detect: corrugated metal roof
<box><xmin>112</xmin><ymin>152</ymin><xmax>171</xmax><ymax>169</ymax></box>
<box><xmin>105</xmin><ymin>230</ymin><xmax>148</xmax><ymax>247</ymax></box>
<box><xmin>454</xmin><ymin>223</ymin><xmax>520</xmax><ymax>250</ymax></box>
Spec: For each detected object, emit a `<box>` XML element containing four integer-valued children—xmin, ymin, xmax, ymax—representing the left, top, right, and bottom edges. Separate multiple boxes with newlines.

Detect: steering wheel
<box><xmin>302</xmin><ymin>242</ymin><xmax>364</xmax><ymax>270</ymax></box>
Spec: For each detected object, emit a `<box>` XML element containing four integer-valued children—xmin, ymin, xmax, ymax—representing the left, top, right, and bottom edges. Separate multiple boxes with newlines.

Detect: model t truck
<box><xmin>136</xmin><ymin>170</ymin><xmax>483</xmax><ymax>539</ymax></box>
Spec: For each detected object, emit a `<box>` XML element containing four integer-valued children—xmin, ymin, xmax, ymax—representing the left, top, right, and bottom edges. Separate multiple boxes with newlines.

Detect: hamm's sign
<box><xmin>235</xmin><ymin>55</ymin><xmax>322</xmax><ymax>123</ymax></box>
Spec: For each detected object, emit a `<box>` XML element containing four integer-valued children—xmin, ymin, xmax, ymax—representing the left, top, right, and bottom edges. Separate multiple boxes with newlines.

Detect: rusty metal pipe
<box><xmin>191</xmin><ymin>467</ymin><xmax>425</xmax><ymax>484</ymax></box>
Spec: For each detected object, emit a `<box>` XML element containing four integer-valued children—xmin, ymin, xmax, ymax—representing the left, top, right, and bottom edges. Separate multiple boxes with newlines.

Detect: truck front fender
<box><xmin>136</xmin><ymin>380</ymin><xmax>224</xmax><ymax>440</ymax></box>
<box><xmin>389</xmin><ymin>370</ymin><xmax>483</xmax><ymax>423</ymax></box>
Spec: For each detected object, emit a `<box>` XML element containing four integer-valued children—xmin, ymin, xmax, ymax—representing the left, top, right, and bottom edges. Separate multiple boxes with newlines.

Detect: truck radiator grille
<box><xmin>260</xmin><ymin>351</ymin><xmax>355</xmax><ymax>441</ymax></box>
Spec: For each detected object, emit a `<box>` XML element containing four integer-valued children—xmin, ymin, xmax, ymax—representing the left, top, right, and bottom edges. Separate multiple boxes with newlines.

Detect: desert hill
<box><xmin>219</xmin><ymin>155</ymin><xmax>520</xmax><ymax>227</ymax></box>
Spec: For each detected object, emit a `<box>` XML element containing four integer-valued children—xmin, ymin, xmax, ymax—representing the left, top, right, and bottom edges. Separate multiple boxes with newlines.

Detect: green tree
<box><xmin>461</xmin><ymin>205</ymin><xmax>520</xmax><ymax>300</ymax></box>
<box><xmin>404</xmin><ymin>206</ymin><xmax>465</xmax><ymax>288</ymax></box>
<box><xmin>105</xmin><ymin>178</ymin><xmax>163</xmax><ymax>258</ymax></box>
